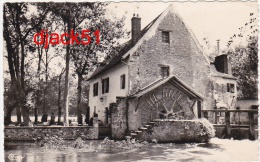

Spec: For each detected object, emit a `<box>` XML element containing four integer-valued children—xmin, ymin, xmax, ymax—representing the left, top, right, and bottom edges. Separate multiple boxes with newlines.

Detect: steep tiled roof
<box><xmin>87</xmin><ymin>13</ymin><xmax>162</xmax><ymax>81</ymax></box>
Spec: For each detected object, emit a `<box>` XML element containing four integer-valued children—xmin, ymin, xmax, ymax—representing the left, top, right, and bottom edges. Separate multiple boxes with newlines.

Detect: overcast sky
<box><xmin>2</xmin><ymin>1</ymin><xmax>258</xmax><ymax>73</ymax></box>
<box><xmin>107</xmin><ymin>1</ymin><xmax>258</xmax><ymax>52</ymax></box>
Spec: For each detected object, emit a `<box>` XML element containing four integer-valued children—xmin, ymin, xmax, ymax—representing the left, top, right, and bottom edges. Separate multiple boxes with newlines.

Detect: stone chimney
<box><xmin>214</xmin><ymin>54</ymin><xmax>229</xmax><ymax>74</ymax></box>
<box><xmin>131</xmin><ymin>14</ymin><xmax>141</xmax><ymax>44</ymax></box>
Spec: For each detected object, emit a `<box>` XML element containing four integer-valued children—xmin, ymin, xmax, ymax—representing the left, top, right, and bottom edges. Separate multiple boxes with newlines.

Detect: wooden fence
<box><xmin>202</xmin><ymin>109</ymin><xmax>258</xmax><ymax>140</ymax></box>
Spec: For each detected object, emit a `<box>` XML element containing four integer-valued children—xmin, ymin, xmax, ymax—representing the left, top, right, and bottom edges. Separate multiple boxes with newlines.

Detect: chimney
<box><xmin>214</xmin><ymin>54</ymin><xmax>229</xmax><ymax>74</ymax></box>
<box><xmin>131</xmin><ymin>14</ymin><xmax>141</xmax><ymax>44</ymax></box>
<box><xmin>216</xmin><ymin>40</ymin><xmax>220</xmax><ymax>55</ymax></box>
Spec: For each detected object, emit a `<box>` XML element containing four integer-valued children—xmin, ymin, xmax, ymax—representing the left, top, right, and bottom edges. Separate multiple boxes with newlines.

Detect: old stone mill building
<box><xmin>87</xmin><ymin>5</ymin><xmax>237</xmax><ymax>141</ymax></box>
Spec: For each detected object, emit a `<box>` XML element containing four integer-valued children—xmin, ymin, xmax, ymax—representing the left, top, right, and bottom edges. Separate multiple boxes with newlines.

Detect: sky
<box><xmin>0</xmin><ymin>1</ymin><xmax>258</xmax><ymax>156</ymax></box>
<box><xmin>106</xmin><ymin>1</ymin><xmax>258</xmax><ymax>53</ymax></box>
<box><xmin>2</xmin><ymin>1</ymin><xmax>259</xmax><ymax>73</ymax></box>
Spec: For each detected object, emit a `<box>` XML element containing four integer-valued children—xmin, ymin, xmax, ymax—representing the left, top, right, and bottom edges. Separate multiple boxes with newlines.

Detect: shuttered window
<box><xmin>102</xmin><ymin>77</ymin><xmax>109</xmax><ymax>94</ymax></box>
<box><xmin>120</xmin><ymin>74</ymin><xmax>125</xmax><ymax>89</ymax></box>
<box><xmin>93</xmin><ymin>82</ymin><xmax>98</xmax><ymax>96</ymax></box>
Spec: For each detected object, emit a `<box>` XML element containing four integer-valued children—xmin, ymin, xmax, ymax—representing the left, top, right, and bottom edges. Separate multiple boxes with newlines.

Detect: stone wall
<box><xmin>5</xmin><ymin>126</ymin><xmax>98</xmax><ymax>141</ymax></box>
<box><xmin>237</xmin><ymin>99</ymin><xmax>258</xmax><ymax>109</ymax></box>
<box><xmin>110</xmin><ymin>97</ymin><xmax>128</xmax><ymax>139</ymax></box>
<box><xmin>128</xmin><ymin>11</ymin><xmax>213</xmax><ymax>110</ymax></box>
<box><xmin>141</xmin><ymin>119</ymin><xmax>214</xmax><ymax>143</ymax></box>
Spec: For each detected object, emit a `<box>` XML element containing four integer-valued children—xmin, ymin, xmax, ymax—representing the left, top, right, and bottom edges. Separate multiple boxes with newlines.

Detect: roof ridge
<box><xmin>88</xmin><ymin>4</ymin><xmax>210</xmax><ymax>80</ymax></box>
<box><xmin>87</xmin><ymin>9</ymin><xmax>163</xmax><ymax>81</ymax></box>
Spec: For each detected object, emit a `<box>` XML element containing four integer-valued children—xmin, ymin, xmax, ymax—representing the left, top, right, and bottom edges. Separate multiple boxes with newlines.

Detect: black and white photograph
<box><xmin>1</xmin><ymin>0</ymin><xmax>259</xmax><ymax>161</ymax></box>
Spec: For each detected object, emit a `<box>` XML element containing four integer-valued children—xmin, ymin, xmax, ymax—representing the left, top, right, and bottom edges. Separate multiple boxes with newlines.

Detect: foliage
<box><xmin>68</xmin><ymin>2</ymin><xmax>127</xmax><ymax>123</ymax></box>
<box><xmin>226</xmin><ymin>13</ymin><xmax>258</xmax><ymax>99</ymax></box>
<box><xmin>3</xmin><ymin>2</ymin><xmax>127</xmax><ymax>124</ymax></box>
<box><xmin>201</xmin><ymin>13</ymin><xmax>258</xmax><ymax>99</ymax></box>
<box><xmin>228</xmin><ymin>40</ymin><xmax>258</xmax><ymax>99</ymax></box>
<box><xmin>197</xmin><ymin>118</ymin><xmax>215</xmax><ymax>140</ymax></box>
<box><xmin>3</xmin><ymin>2</ymin><xmax>51</xmax><ymax>125</ymax></box>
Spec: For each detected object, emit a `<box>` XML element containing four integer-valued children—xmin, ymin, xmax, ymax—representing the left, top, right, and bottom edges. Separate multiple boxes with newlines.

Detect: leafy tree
<box><xmin>49</xmin><ymin>2</ymin><xmax>98</xmax><ymax>125</ymax></box>
<box><xmin>3</xmin><ymin>2</ymin><xmax>127</xmax><ymax>126</ymax></box>
<box><xmin>226</xmin><ymin>13</ymin><xmax>258</xmax><ymax>99</ymax></box>
<box><xmin>3</xmin><ymin>3</ymin><xmax>50</xmax><ymax>125</ymax></box>
<box><xmin>70</xmin><ymin>2</ymin><xmax>126</xmax><ymax>124</ymax></box>
<box><xmin>29</xmin><ymin>11</ymin><xmax>60</xmax><ymax>124</ymax></box>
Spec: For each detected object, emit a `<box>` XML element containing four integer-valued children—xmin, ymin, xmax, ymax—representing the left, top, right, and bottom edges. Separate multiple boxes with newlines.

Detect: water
<box><xmin>4</xmin><ymin>138</ymin><xmax>258</xmax><ymax>162</ymax></box>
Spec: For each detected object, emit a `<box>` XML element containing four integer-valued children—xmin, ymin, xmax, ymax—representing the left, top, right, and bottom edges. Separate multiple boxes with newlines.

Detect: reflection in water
<box><xmin>4</xmin><ymin>138</ymin><xmax>258</xmax><ymax>162</ymax></box>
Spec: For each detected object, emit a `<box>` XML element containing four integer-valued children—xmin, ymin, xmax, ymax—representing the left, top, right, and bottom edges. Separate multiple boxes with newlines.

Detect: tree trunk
<box><xmin>21</xmin><ymin>100</ymin><xmax>30</xmax><ymax>126</ymax></box>
<box><xmin>34</xmin><ymin>105</ymin><xmax>38</xmax><ymax>124</ymax></box>
<box><xmin>35</xmin><ymin>80</ymin><xmax>40</xmax><ymax>124</ymax></box>
<box><xmin>20</xmin><ymin>40</ymin><xmax>30</xmax><ymax>126</ymax></box>
<box><xmin>5</xmin><ymin>106</ymin><xmax>14</xmax><ymax>125</ymax></box>
<box><xmin>35</xmin><ymin>44</ymin><xmax>43</xmax><ymax>124</ymax></box>
<box><xmin>13</xmin><ymin>51</ymin><xmax>22</xmax><ymax>124</ymax></box>
<box><xmin>58</xmin><ymin>69</ymin><xmax>64</xmax><ymax>125</ymax></box>
<box><xmin>77</xmin><ymin>74</ymin><xmax>83</xmax><ymax>125</ymax></box>
<box><xmin>43</xmin><ymin>51</ymin><xmax>48</xmax><ymax>115</ymax></box>
<box><xmin>4</xmin><ymin>96</ymin><xmax>18</xmax><ymax>125</ymax></box>
<box><xmin>15</xmin><ymin>4</ymin><xmax>29</xmax><ymax>126</ymax></box>
<box><xmin>16</xmin><ymin>106</ymin><xmax>22</xmax><ymax>124</ymax></box>
<box><xmin>63</xmin><ymin>21</ymin><xmax>71</xmax><ymax>125</ymax></box>
<box><xmin>4</xmin><ymin>8</ymin><xmax>19</xmax><ymax>124</ymax></box>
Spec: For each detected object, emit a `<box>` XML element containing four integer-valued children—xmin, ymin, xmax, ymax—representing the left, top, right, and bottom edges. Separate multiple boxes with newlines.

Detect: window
<box><xmin>102</xmin><ymin>77</ymin><xmax>109</xmax><ymax>94</ymax></box>
<box><xmin>162</xmin><ymin>31</ymin><xmax>170</xmax><ymax>43</ymax></box>
<box><xmin>197</xmin><ymin>101</ymin><xmax>202</xmax><ymax>118</ymax></box>
<box><xmin>161</xmin><ymin>66</ymin><xmax>169</xmax><ymax>78</ymax></box>
<box><xmin>93</xmin><ymin>82</ymin><xmax>98</xmax><ymax>96</ymax></box>
<box><xmin>227</xmin><ymin>83</ymin><xmax>235</xmax><ymax>93</ymax></box>
<box><xmin>120</xmin><ymin>74</ymin><xmax>125</xmax><ymax>89</ymax></box>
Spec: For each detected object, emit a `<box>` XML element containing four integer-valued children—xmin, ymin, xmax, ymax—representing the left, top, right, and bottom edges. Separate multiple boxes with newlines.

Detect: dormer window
<box><xmin>162</xmin><ymin>31</ymin><xmax>170</xmax><ymax>43</ymax></box>
<box><xmin>161</xmin><ymin>66</ymin><xmax>170</xmax><ymax>78</ymax></box>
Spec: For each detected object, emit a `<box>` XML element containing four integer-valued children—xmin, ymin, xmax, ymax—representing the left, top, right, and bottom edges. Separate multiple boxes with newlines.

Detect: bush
<box><xmin>197</xmin><ymin>118</ymin><xmax>215</xmax><ymax>142</ymax></box>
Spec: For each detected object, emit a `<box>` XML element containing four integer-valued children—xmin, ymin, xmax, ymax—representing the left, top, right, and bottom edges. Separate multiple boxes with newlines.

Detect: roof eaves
<box><xmin>130</xmin><ymin>75</ymin><xmax>204</xmax><ymax>100</ymax></box>
<box><xmin>211</xmin><ymin>73</ymin><xmax>237</xmax><ymax>80</ymax></box>
<box><xmin>170</xmin><ymin>76</ymin><xmax>204</xmax><ymax>99</ymax></box>
<box><xmin>131</xmin><ymin>77</ymin><xmax>170</xmax><ymax>98</ymax></box>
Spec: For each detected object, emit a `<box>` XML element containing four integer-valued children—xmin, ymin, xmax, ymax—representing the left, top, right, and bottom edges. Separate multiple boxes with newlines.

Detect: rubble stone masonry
<box><xmin>5</xmin><ymin>126</ymin><xmax>98</xmax><ymax>141</ymax></box>
<box><xmin>129</xmin><ymin>12</ymin><xmax>214</xmax><ymax>110</ymax></box>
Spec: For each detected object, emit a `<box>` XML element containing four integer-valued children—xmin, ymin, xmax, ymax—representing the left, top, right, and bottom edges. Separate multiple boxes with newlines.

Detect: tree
<box><xmin>48</xmin><ymin>2</ymin><xmax>91</xmax><ymax>125</ymax></box>
<box><xmin>50</xmin><ymin>2</ymin><xmax>125</xmax><ymax>125</ymax></box>
<box><xmin>57</xmin><ymin>68</ymin><xmax>65</xmax><ymax>124</ymax></box>
<box><xmin>226</xmin><ymin>13</ymin><xmax>258</xmax><ymax>99</ymax></box>
<box><xmin>3</xmin><ymin>3</ymin><xmax>50</xmax><ymax>125</ymax></box>
<box><xmin>30</xmin><ymin>12</ymin><xmax>57</xmax><ymax>124</ymax></box>
<box><xmin>70</xmin><ymin>2</ymin><xmax>126</xmax><ymax>124</ymax></box>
